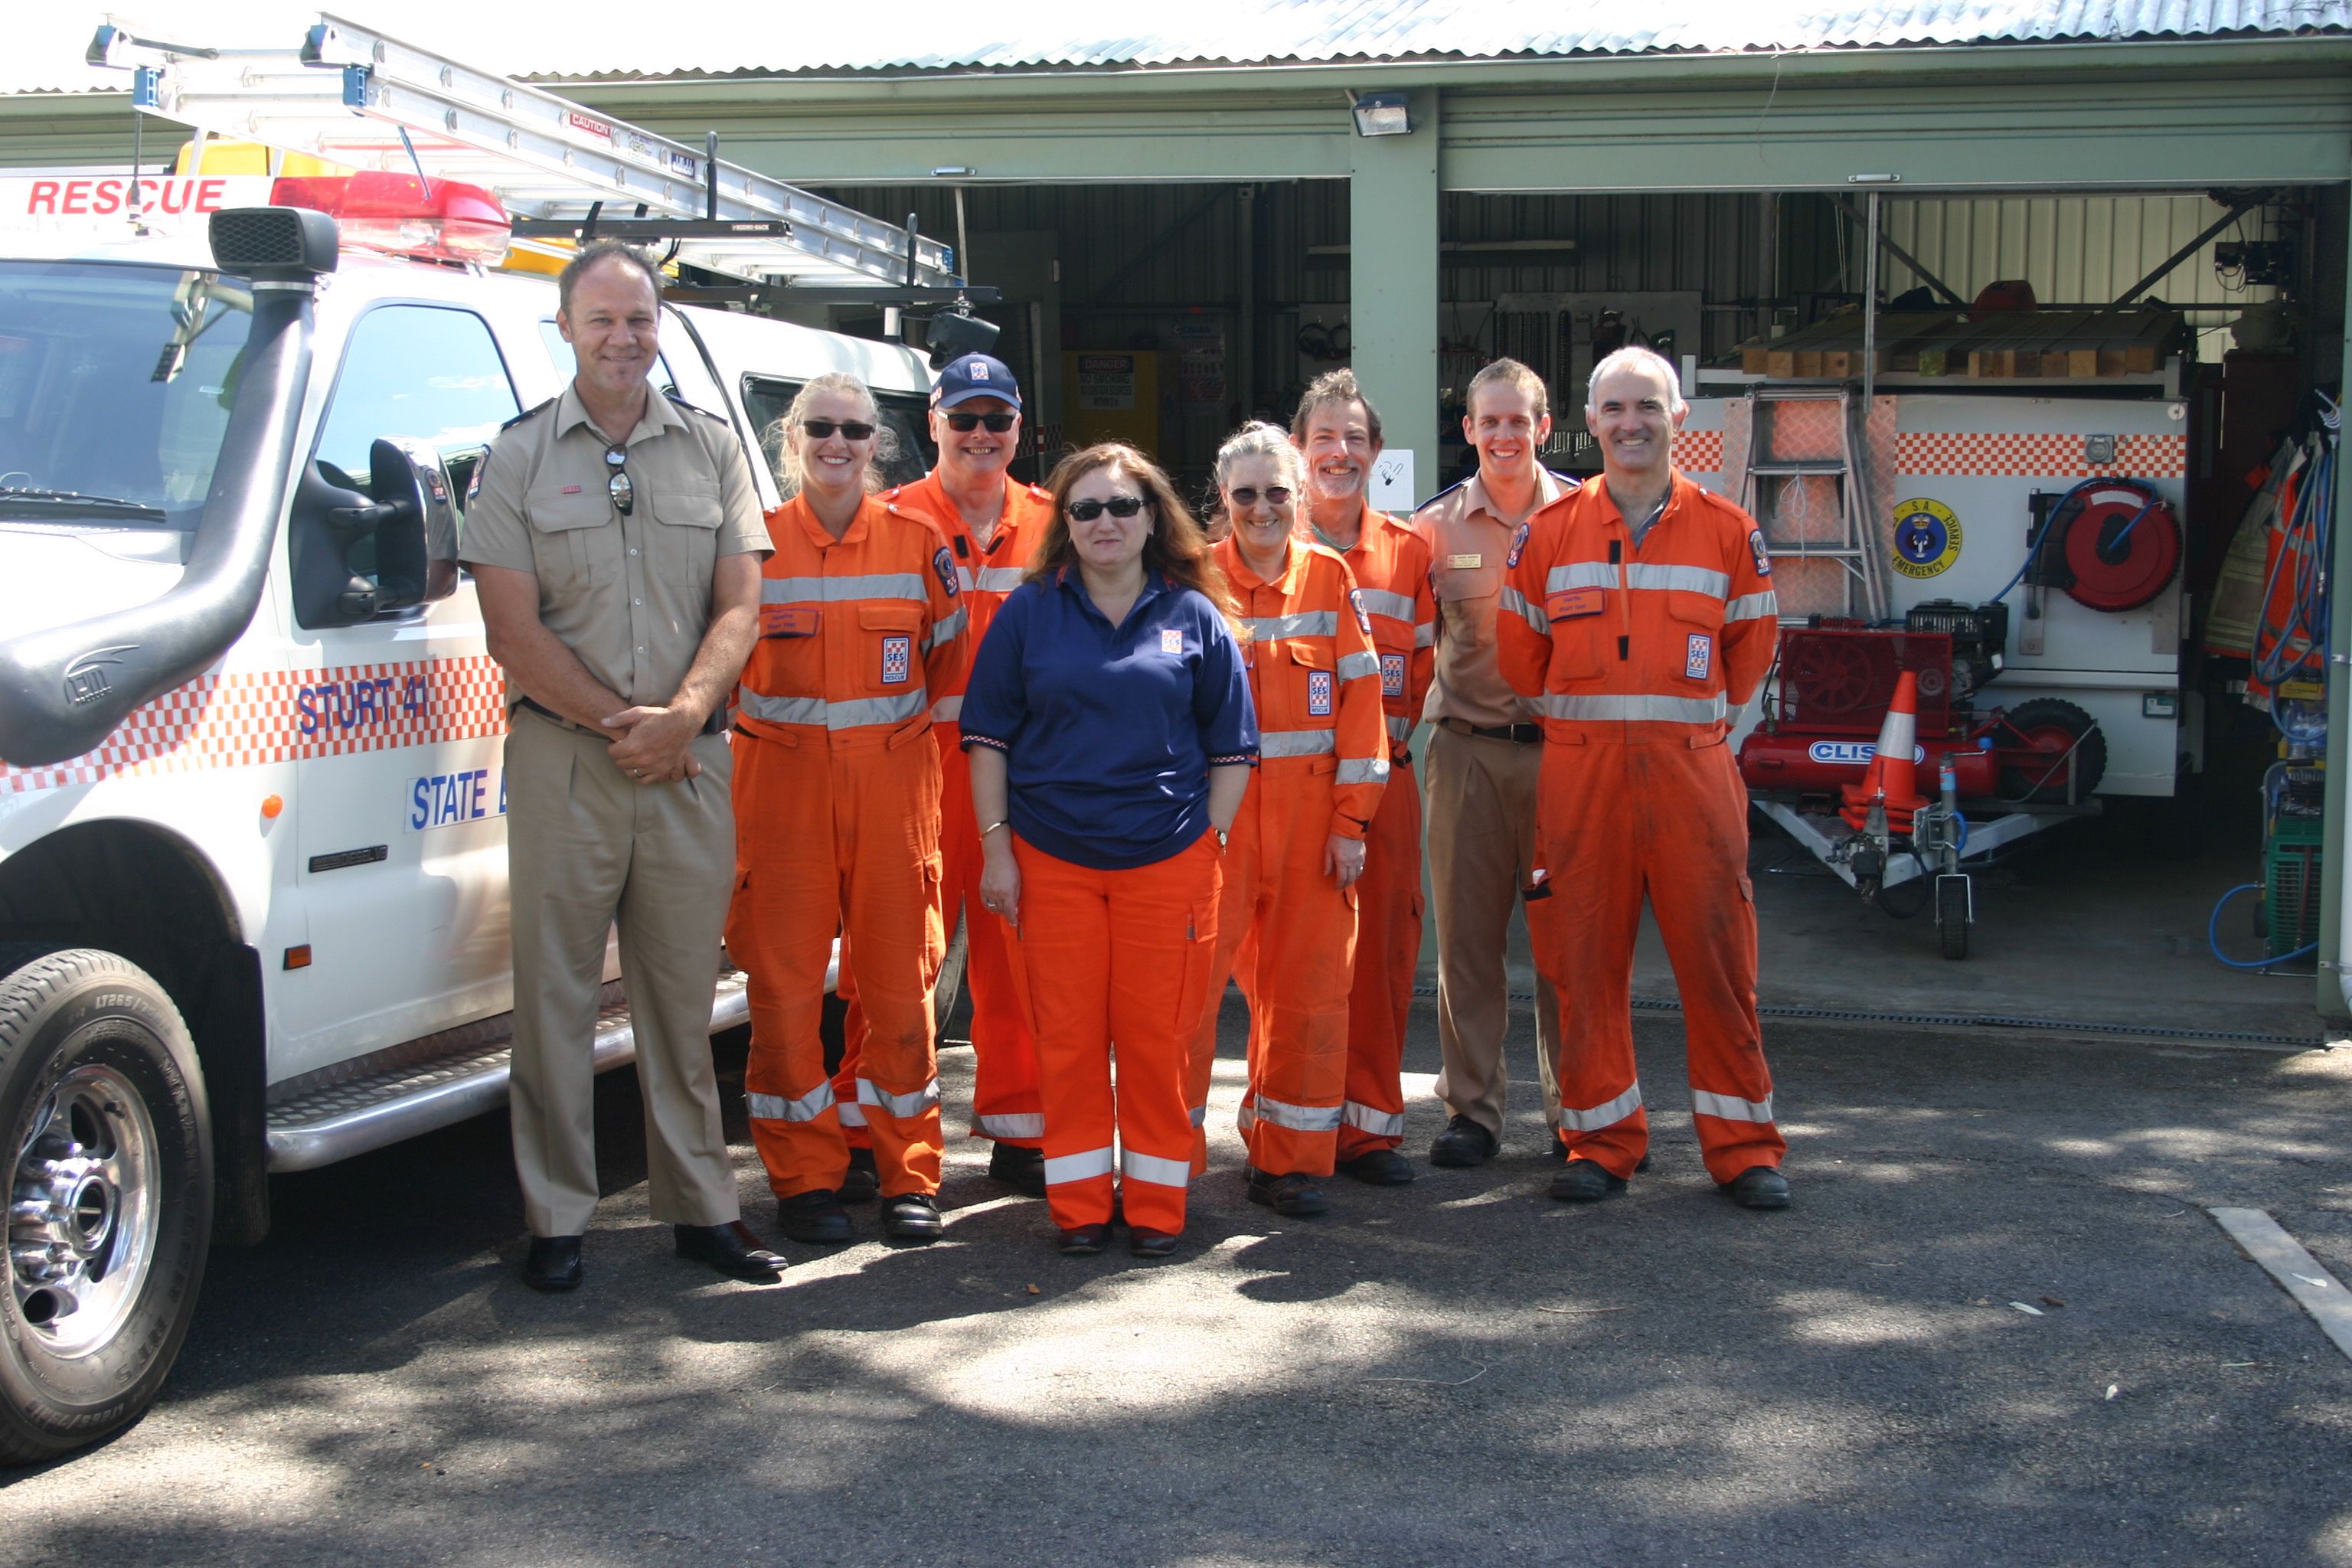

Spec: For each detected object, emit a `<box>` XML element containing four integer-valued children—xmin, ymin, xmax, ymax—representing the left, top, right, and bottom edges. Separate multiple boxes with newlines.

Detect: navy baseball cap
<box><xmin>935</xmin><ymin>353</ymin><xmax>1022</xmax><ymax>410</ymax></box>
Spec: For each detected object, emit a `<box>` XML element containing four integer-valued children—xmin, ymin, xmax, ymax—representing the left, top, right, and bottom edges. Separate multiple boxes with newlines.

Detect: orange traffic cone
<box><xmin>1841</xmin><ymin>671</ymin><xmax>1929</xmax><ymax>833</ymax></box>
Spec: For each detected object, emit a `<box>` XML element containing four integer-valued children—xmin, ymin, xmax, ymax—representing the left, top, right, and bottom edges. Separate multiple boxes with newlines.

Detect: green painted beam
<box><xmin>1350</xmin><ymin>88</ymin><xmax>1442</xmax><ymax>512</ymax></box>
<box><xmin>2321</xmin><ymin>220</ymin><xmax>2352</xmax><ymax>1022</ymax></box>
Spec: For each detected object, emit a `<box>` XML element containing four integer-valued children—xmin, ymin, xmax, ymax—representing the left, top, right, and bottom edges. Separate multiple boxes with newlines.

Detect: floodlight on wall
<box><xmin>1349</xmin><ymin>91</ymin><xmax>1413</xmax><ymax>139</ymax></box>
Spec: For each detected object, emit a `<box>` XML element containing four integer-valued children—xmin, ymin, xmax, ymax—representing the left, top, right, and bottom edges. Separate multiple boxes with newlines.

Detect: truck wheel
<box><xmin>0</xmin><ymin>947</ymin><xmax>211</xmax><ymax>1465</ymax></box>
<box><xmin>2000</xmin><ymin>699</ymin><xmax>2106</xmax><ymax>802</ymax></box>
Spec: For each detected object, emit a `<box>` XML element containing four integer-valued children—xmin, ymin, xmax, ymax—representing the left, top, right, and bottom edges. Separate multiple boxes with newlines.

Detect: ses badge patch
<box><xmin>1348</xmin><ymin>589</ymin><xmax>1373</xmax><ymax>635</ymax></box>
<box><xmin>881</xmin><ymin>635</ymin><xmax>912</xmax><ymax>684</ymax></box>
<box><xmin>1380</xmin><ymin>653</ymin><xmax>1406</xmax><ymax>697</ymax></box>
<box><xmin>1506</xmin><ymin>520</ymin><xmax>1532</xmax><ymax>569</ymax></box>
<box><xmin>1685</xmin><ymin>633</ymin><xmax>1713</xmax><ymax>681</ymax></box>
<box><xmin>1747</xmin><ymin>529</ymin><xmax>1773</xmax><ymax>579</ymax></box>
<box><xmin>1308</xmin><ymin>670</ymin><xmax>1334</xmax><ymax>716</ymax></box>
<box><xmin>933</xmin><ymin>547</ymin><xmax>960</xmax><ymax>596</ymax></box>
<box><xmin>1160</xmin><ymin>628</ymin><xmax>1185</xmax><ymax>656</ymax></box>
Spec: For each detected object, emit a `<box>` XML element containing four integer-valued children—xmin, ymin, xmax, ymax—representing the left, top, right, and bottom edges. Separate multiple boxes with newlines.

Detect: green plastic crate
<box><xmin>2264</xmin><ymin>814</ymin><xmax>2325</xmax><ymax>956</ymax></box>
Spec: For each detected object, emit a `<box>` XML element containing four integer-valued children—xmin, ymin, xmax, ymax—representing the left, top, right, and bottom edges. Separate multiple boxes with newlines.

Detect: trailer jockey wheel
<box><xmin>1999</xmin><ymin>698</ymin><xmax>2107</xmax><ymax>802</ymax></box>
<box><xmin>2053</xmin><ymin>485</ymin><xmax>2180</xmax><ymax>612</ymax></box>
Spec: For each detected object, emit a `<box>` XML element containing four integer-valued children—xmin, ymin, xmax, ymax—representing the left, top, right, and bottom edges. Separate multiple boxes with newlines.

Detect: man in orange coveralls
<box><xmin>846</xmin><ymin>354</ymin><xmax>1058</xmax><ymax>1198</ymax></box>
<box><xmin>730</xmin><ymin>374</ymin><xmax>967</xmax><ymax>1245</ymax></box>
<box><xmin>1291</xmin><ymin>371</ymin><xmax>1434</xmax><ymax>1187</ymax></box>
<box><xmin>1495</xmin><ymin>346</ymin><xmax>1789</xmax><ymax>1210</ymax></box>
<box><xmin>1192</xmin><ymin>422</ymin><xmax>1388</xmax><ymax>1217</ymax></box>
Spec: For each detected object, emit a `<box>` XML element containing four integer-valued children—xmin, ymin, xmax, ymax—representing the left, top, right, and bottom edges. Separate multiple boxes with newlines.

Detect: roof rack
<box><xmin>95</xmin><ymin>15</ymin><xmax>962</xmax><ymax>294</ymax></box>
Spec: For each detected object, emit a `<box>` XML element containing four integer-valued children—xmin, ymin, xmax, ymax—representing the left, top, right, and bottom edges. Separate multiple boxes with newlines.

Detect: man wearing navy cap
<box><xmin>865</xmin><ymin>353</ymin><xmax>1060</xmax><ymax>1194</ymax></box>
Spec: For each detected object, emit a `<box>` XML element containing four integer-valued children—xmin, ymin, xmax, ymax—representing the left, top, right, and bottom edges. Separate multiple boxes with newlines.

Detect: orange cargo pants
<box><xmin>728</xmin><ymin>725</ymin><xmax>946</xmax><ymax>1200</ymax></box>
<box><xmin>1008</xmin><ymin>833</ymin><xmax>1220</xmax><ymax>1235</ymax></box>
<box><xmin>1340</xmin><ymin>759</ymin><xmax>1419</xmax><ymax>1158</ymax></box>
<box><xmin>1533</xmin><ymin>733</ymin><xmax>1785</xmax><ymax>1184</ymax></box>
<box><xmin>1187</xmin><ymin>763</ymin><xmax>1358</xmax><ymax>1180</ymax></box>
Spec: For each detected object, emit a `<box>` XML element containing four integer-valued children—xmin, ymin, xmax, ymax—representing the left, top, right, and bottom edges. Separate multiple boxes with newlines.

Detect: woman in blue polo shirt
<box><xmin>961</xmin><ymin>442</ymin><xmax>1257</xmax><ymax>1259</ymax></box>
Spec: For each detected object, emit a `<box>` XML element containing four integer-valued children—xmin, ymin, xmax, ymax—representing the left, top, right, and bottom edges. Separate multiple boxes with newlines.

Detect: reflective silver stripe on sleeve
<box><xmin>1626</xmin><ymin>563</ymin><xmax>1731</xmax><ymax>597</ymax></box>
<box><xmin>1259</xmin><ymin>729</ymin><xmax>1338</xmax><ymax>758</ymax></box>
<box><xmin>1336</xmin><ymin>756</ymin><xmax>1390</xmax><ymax>785</ymax></box>
<box><xmin>738</xmin><ymin>689</ymin><xmax>933</xmax><ymax>729</ymax></box>
<box><xmin>930</xmin><ymin>693</ymin><xmax>964</xmax><ymax>722</ymax></box>
<box><xmin>747</xmin><ymin>1083</ymin><xmax>835</xmax><ymax>1122</ymax></box>
<box><xmin>1252</xmin><ymin>1096</ymin><xmax>1345</xmax><ymax>1133</ymax></box>
<box><xmin>1547</xmin><ymin>562</ymin><xmax>1618</xmax><ymax>593</ymax></box>
<box><xmin>924</xmin><ymin>606</ymin><xmax>967</xmax><ymax>652</ymax></box>
<box><xmin>1387</xmin><ymin>714</ymin><xmax>1416</xmax><ymax>743</ymax></box>
<box><xmin>974</xmin><ymin>566</ymin><xmax>1027</xmax><ymax>593</ymax></box>
<box><xmin>1560</xmin><ymin>1082</ymin><xmax>1644</xmax><ymax>1132</ymax></box>
<box><xmin>1044</xmin><ymin>1146</ymin><xmax>1115</xmax><ymax>1185</ymax></box>
<box><xmin>760</xmin><ymin>572</ymin><xmax>929</xmax><ymax>605</ymax></box>
<box><xmin>1355</xmin><ymin>587</ymin><xmax>1416</xmax><ymax>624</ymax></box>
<box><xmin>1343</xmin><ymin>1101</ymin><xmax>1406</xmax><ymax>1138</ymax></box>
<box><xmin>856</xmin><ymin>1076</ymin><xmax>943</xmax><ymax>1119</ymax></box>
<box><xmin>1496</xmin><ymin>586</ymin><xmax>1549</xmax><ymax>635</ymax></box>
<box><xmin>1241</xmin><ymin>610</ymin><xmax>1339</xmax><ymax>641</ymax></box>
<box><xmin>1337</xmin><ymin>650</ymin><xmax>1380</xmax><ymax>682</ymax></box>
<box><xmin>1535</xmin><ymin>692</ymin><xmax>1729</xmax><ymax>724</ymax></box>
<box><xmin>1723</xmin><ymin>591</ymin><xmax>1780</xmax><ymax>622</ymax></box>
<box><xmin>1122</xmin><ymin>1149</ymin><xmax>1194</xmax><ymax>1188</ymax></box>
<box><xmin>835</xmin><ymin>1100</ymin><xmax>868</xmax><ymax>1128</ymax></box>
<box><xmin>974</xmin><ymin>1112</ymin><xmax>1044</xmax><ymax>1139</ymax></box>
<box><xmin>1691</xmin><ymin>1089</ymin><xmax>1776</xmax><ymax>1124</ymax></box>
<box><xmin>1414</xmin><ymin>621</ymin><xmax>1436</xmax><ymax>648</ymax></box>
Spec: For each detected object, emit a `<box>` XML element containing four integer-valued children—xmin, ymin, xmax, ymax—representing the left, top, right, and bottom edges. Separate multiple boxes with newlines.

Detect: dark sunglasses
<box><xmin>603</xmin><ymin>444</ymin><xmax>632</xmax><ymax>515</ymax></box>
<box><xmin>802</xmin><ymin>419</ymin><xmax>876</xmax><ymax>441</ymax></box>
<box><xmin>945</xmin><ymin>411</ymin><xmax>1017</xmax><ymax>433</ymax></box>
<box><xmin>1227</xmin><ymin>485</ymin><xmax>1292</xmax><ymax>507</ymax></box>
<box><xmin>1065</xmin><ymin>495</ymin><xmax>1148</xmax><ymax>521</ymax></box>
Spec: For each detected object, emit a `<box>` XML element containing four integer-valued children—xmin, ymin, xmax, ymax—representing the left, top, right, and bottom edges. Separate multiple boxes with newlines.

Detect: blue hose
<box><xmin>1988</xmin><ymin>479</ymin><xmax>2159</xmax><ymax>607</ymax></box>
<box><xmin>2207</xmin><ymin>882</ymin><xmax>2318</xmax><ymax>969</ymax></box>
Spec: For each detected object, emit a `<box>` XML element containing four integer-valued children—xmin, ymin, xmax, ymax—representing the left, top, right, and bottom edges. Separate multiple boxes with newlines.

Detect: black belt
<box><xmin>1439</xmin><ymin>717</ymin><xmax>1543</xmax><ymax>744</ymax></box>
<box><xmin>515</xmin><ymin>696</ymin><xmax>727</xmax><ymax>737</ymax></box>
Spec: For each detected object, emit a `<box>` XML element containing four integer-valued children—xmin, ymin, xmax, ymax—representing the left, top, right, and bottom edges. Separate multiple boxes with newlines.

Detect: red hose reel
<box><xmin>2038</xmin><ymin>481</ymin><xmax>2180</xmax><ymax>612</ymax></box>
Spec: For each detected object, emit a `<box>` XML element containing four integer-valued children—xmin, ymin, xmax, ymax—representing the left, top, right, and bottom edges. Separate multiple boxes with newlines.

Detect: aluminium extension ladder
<box><xmin>1736</xmin><ymin>386</ymin><xmax>1890</xmax><ymax>623</ymax></box>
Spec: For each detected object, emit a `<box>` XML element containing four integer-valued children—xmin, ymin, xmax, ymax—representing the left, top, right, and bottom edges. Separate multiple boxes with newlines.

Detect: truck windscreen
<box><xmin>0</xmin><ymin>262</ymin><xmax>255</xmax><ymax>529</ymax></box>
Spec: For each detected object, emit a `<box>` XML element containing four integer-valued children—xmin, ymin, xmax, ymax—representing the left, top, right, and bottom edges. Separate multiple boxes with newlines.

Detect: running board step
<box><xmin>263</xmin><ymin>972</ymin><xmax>750</xmax><ymax>1173</ymax></box>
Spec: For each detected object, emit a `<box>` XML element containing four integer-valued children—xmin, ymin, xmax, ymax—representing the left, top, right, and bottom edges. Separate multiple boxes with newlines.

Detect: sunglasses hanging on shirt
<box><xmin>604</xmin><ymin>444</ymin><xmax>633</xmax><ymax>516</ymax></box>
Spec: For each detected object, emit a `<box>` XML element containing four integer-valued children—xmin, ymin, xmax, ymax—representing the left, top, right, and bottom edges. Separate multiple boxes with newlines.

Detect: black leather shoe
<box><xmin>775</xmin><ymin>1189</ymin><xmax>854</xmax><ymax>1244</ymax></box>
<box><xmin>1551</xmin><ymin>1158</ymin><xmax>1629</xmax><ymax>1203</ymax></box>
<box><xmin>675</xmin><ymin>1221</ymin><xmax>786</xmax><ymax>1282</ymax></box>
<box><xmin>523</xmin><ymin>1233</ymin><xmax>583</xmax><ymax>1292</ymax></box>
<box><xmin>881</xmin><ymin>1193</ymin><xmax>944</xmax><ymax>1242</ymax></box>
<box><xmin>987</xmin><ymin>1142</ymin><xmax>1047</xmax><ymax>1197</ymax></box>
<box><xmin>1429</xmin><ymin>1114</ymin><xmax>1498</xmax><ymax>1168</ymax></box>
<box><xmin>1058</xmin><ymin>1222</ymin><xmax>1113</xmax><ymax>1256</ymax></box>
<box><xmin>1245</xmin><ymin>1167</ymin><xmax>1331</xmax><ymax>1217</ymax></box>
<box><xmin>1335</xmin><ymin>1148</ymin><xmax>1416</xmax><ymax>1186</ymax></box>
<box><xmin>838</xmin><ymin>1147</ymin><xmax>880</xmax><ymax>1204</ymax></box>
<box><xmin>1721</xmin><ymin>1165</ymin><xmax>1791</xmax><ymax>1210</ymax></box>
<box><xmin>1553</xmin><ymin>1139</ymin><xmax>1651</xmax><ymax>1174</ymax></box>
<box><xmin>1129</xmin><ymin>1227</ymin><xmax>1178</xmax><ymax>1259</ymax></box>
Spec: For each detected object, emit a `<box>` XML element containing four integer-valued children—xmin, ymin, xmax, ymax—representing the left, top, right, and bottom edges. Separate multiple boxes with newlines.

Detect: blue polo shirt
<box><xmin>961</xmin><ymin>567</ymin><xmax>1257</xmax><ymax>871</ymax></box>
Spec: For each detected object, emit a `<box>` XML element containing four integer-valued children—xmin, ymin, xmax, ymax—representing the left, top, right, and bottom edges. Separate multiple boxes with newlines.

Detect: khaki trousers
<box><xmin>505</xmin><ymin>709</ymin><xmax>740</xmax><ymax>1237</ymax></box>
<box><xmin>1424</xmin><ymin>724</ymin><xmax>1562</xmax><ymax>1142</ymax></box>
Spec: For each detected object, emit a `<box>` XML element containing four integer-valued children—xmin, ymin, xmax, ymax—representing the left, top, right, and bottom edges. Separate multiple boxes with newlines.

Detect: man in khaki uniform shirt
<box><xmin>463</xmin><ymin>243</ymin><xmax>783</xmax><ymax>1291</ymax></box>
<box><xmin>1413</xmin><ymin>358</ymin><xmax>1571</xmax><ymax>1165</ymax></box>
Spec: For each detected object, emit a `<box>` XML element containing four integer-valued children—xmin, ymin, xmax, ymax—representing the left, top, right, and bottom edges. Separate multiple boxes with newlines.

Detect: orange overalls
<box><xmin>1189</xmin><ymin>537</ymin><xmax>1388</xmax><ymax>1178</ymax></box>
<box><xmin>1496</xmin><ymin>470</ymin><xmax>1785</xmax><ymax>1184</ymax></box>
<box><xmin>727</xmin><ymin>492</ymin><xmax>965</xmax><ymax>1200</ymax></box>
<box><xmin>1314</xmin><ymin>504</ymin><xmax>1436</xmax><ymax>1158</ymax></box>
<box><xmin>833</xmin><ymin>474</ymin><xmax>1054</xmax><ymax>1149</ymax></box>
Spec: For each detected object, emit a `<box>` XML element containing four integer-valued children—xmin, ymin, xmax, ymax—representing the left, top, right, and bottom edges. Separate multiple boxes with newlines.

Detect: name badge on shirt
<box><xmin>1446</xmin><ymin>552</ymin><xmax>1483</xmax><ymax>570</ymax></box>
<box><xmin>881</xmin><ymin>635</ymin><xmax>912</xmax><ymax>684</ymax></box>
<box><xmin>1547</xmin><ymin>587</ymin><xmax>1605</xmax><ymax>622</ymax></box>
<box><xmin>1686</xmin><ymin>633</ymin><xmax>1713</xmax><ymax>680</ymax></box>
<box><xmin>1160</xmin><ymin>629</ymin><xmax>1185</xmax><ymax>656</ymax></box>
<box><xmin>1308</xmin><ymin>670</ymin><xmax>1333</xmax><ymax>717</ymax></box>
<box><xmin>761</xmin><ymin>604</ymin><xmax>818</xmax><ymax>638</ymax></box>
<box><xmin>1380</xmin><ymin>653</ymin><xmax>1406</xmax><ymax>697</ymax></box>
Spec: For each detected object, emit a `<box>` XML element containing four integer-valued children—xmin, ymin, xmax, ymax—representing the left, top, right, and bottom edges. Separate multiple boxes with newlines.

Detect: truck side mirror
<box><xmin>289</xmin><ymin>437</ymin><xmax>459</xmax><ymax>628</ymax></box>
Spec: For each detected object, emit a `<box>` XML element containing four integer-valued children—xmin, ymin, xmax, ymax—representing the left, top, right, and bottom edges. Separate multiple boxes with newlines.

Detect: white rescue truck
<box><xmin>0</xmin><ymin>145</ymin><xmax>946</xmax><ymax>1459</ymax></box>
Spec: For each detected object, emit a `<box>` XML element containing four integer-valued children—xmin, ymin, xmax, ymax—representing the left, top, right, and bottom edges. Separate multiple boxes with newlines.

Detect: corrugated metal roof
<box><xmin>8</xmin><ymin>1</ymin><xmax>2348</xmax><ymax>96</ymax></box>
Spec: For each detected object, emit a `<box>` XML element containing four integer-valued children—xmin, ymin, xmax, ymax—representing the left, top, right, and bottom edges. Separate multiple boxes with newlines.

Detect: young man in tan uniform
<box><xmin>466</xmin><ymin>242</ymin><xmax>786</xmax><ymax>1291</ymax></box>
<box><xmin>1413</xmin><ymin>358</ymin><xmax>1570</xmax><ymax>1165</ymax></box>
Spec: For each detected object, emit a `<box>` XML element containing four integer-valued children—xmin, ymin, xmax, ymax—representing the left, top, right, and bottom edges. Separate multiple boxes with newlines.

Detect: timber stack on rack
<box><xmin>1733</xmin><ymin>305</ymin><xmax>2186</xmax><ymax>379</ymax></box>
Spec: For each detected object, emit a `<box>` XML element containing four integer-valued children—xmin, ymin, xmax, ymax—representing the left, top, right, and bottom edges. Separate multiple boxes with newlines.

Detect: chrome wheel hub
<box><xmin>8</xmin><ymin>1066</ymin><xmax>158</xmax><ymax>1355</ymax></box>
